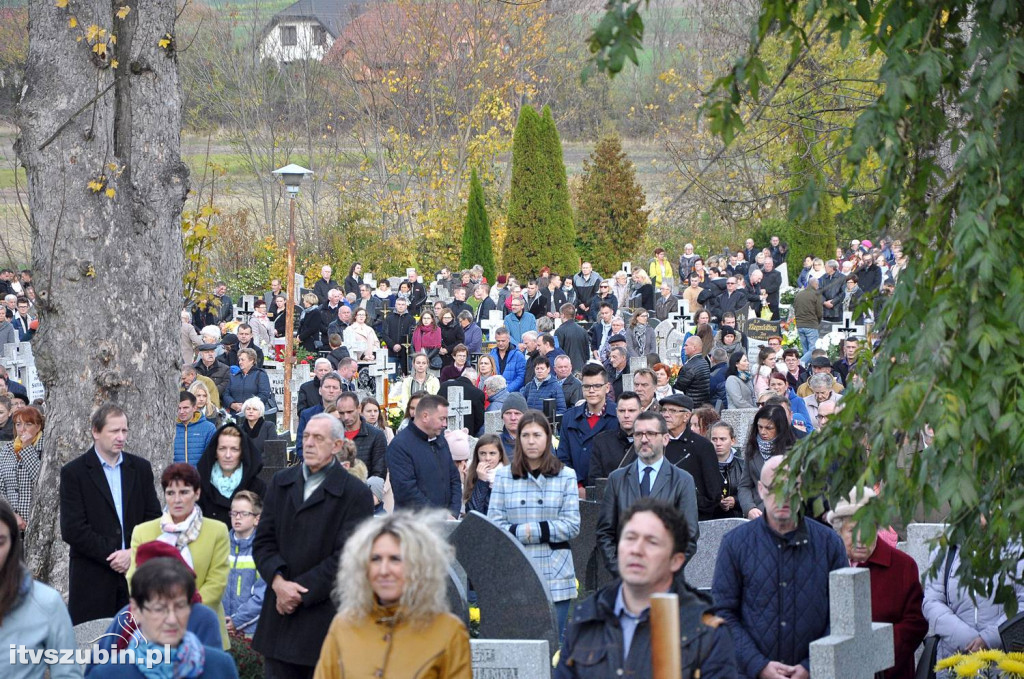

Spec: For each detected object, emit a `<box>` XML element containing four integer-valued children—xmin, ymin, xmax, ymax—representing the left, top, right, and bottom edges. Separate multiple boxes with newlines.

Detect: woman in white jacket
<box><xmin>922</xmin><ymin>544</ymin><xmax>1024</xmax><ymax>658</ymax></box>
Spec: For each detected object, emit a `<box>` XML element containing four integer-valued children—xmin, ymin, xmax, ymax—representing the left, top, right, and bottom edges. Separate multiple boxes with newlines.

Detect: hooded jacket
<box><xmin>224</xmin><ymin>529</ymin><xmax>267</xmax><ymax>634</ymax></box>
<box><xmin>196</xmin><ymin>424</ymin><xmax>267</xmax><ymax>525</ymax></box>
<box><xmin>174</xmin><ymin>410</ymin><xmax>217</xmax><ymax>466</ymax></box>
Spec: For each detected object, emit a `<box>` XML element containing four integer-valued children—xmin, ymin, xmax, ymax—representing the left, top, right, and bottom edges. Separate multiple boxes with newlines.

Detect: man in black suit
<box><xmin>439</xmin><ymin>368</ymin><xmax>486</xmax><ymax>436</ymax></box>
<box><xmin>60</xmin><ymin>402</ymin><xmax>161</xmax><ymax>624</ymax></box>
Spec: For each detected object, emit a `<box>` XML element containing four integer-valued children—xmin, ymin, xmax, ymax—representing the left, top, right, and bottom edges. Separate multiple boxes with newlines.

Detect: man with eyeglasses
<box><xmin>503</xmin><ymin>296</ymin><xmax>536</xmax><ymax>345</ymax></box>
<box><xmin>557</xmin><ymin>364</ymin><xmax>619</xmax><ymax>497</ymax></box>
<box><xmin>660</xmin><ymin>393</ymin><xmax>722</xmax><ymax>521</ymax></box>
<box><xmin>596</xmin><ymin>411</ymin><xmax>699</xmax><ymax>577</ymax></box>
<box><xmin>718</xmin><ymin>276</ymin><xmax>750</xmax><ymax>321</ymax></box>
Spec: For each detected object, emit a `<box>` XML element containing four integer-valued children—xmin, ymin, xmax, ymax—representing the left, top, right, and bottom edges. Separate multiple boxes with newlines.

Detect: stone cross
<box><xmin>835</xmin><ymin>311</ymin><xmax>866</xmax><ymax>339</ymax></box>
<box><xmin>809</xmin><ymin>568</ymin><xmax>894</xmax><ymax>679</ymax></box>
<box><xmin>484</xmin><ymin>410</ymin><xmax>503</xmax><ymax>434</ymax></box>
<box><xmin>622</xmin><ymin>261</ymin><xmax>632</xmax><ymax>275</ymax></box>
<box><xmin>481</xmin><ymin>310</ymin><xmax>504</xmax><ymax>340</ymax></box>
<box><xmin>446</xmin><ymin>386</ymin><xmax>473</xmax><ymax>431</ymax></box>
<box><xmin>368</xmin><ymin>351</ymin><xmax>391</xmax><ymax>403</ymax></box>
<box><xmin>240</xmin><ymin>295</ymin><xmax>256</xmax><ymax>314</ymax></box>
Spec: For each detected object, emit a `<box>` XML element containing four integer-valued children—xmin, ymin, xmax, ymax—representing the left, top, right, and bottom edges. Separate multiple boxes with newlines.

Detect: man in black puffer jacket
<box><xmin>334</xmin><ymin>392</ymin><xmax>387</xmax><ymax>479</ymax></box>
<box><xmin>674</xmin><ymin>337</ymin><xmax>710</xmax><ymax>407</ymax></box>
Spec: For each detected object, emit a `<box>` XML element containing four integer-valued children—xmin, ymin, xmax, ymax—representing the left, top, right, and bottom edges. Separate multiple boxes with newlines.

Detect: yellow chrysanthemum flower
<box><xmin>953</xmin><ymin>657</ymin><xmax>986</xmax><ymax>677</ymax></box>
<box><xmin>975</xmin><ymin>649</ymin><xmax>1005</xmax><ymax>662</ymax></box>
<box><xmin>935</xmin><ymin>654</ymin><xmax>964</xmax><ymax>671</ymax></box>
<box><xmin>998</xmin><ymin>657</ymin><xmax>1024</xmax><ymax>677</ymax></box>
<box><xmin>468</xmin><ymin>606</ymin><xmax>480</xmax><ymax>623</ymax></box>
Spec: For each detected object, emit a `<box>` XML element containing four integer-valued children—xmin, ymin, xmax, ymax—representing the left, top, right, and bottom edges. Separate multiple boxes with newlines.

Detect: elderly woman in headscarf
<box><xmin>829</xmin><ymin>488</ymin><xmax>927</xmax><ymax>678</ymax></box>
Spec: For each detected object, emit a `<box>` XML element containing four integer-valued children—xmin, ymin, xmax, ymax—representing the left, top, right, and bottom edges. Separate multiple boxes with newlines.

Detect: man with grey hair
<box><xmin>253</xmin><ymin>411</ymin><xmax>373</xmax><ymax>678</ymax></box>
<box><xmin>608</xmin><ymin>346</ymin><xmax>629</xmax><ymax>399</ymax></box>
<box><xmin>820</xmin><ymin>259</ymin><xmax>846</xmax><ymax>322</ymax></box>
<box><xmin>298</xmin><ymin>358</ymin><xmax>334</xmax><ymax>414</ymax></box>
<box><xmin>483</xmin><ymin>375</ymin><xmax>509</xmax><ymax>412</ymax></box>
<box><xmin>520</xmin><ymin>330</ymin><xmax>541</xmax><ymax>385</ymax></box>
<box><xmin>708</xmin><ymin>347</ymin><xmax>730</xmax><ymax>406</ymax></box>
<box><xmin>674</xmin><ymin>337</ymin><xmax>710</xmax><ymax>406</ymax></box>
<box><xmin>554</xmin><ymin>354</ymin><xmax>582</xmax><ymax>407</ymax></box>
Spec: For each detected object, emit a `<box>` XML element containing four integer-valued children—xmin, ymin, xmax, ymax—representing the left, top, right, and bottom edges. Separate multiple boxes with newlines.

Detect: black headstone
<box><xmin>450</xmin><ymin>512</ymin><xmax>558</xmax><ymax>655</ymax></box>
<box><xmin>571</xmin><ymin>499</ymin><xmax>601</xmax><ymax>594</ymax></box>
<box><xmin>446</xmin><ymin>565</ymin><xmax>469</xmax><ymax>628</ymax></box>
<box><xmin>259</xmin><ymin>439</ymin><xmax>289</xmax><ymax>485</ymax></box>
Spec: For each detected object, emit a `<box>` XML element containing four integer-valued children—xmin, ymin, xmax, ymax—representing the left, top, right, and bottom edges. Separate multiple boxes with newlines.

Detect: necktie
<box><xmin>640</xmin><ymin>466</ymin><xmax>652</xmax><ymax>497</ymax></box>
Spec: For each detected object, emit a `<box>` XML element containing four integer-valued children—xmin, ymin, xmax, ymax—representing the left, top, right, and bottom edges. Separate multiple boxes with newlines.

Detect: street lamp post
<box><xmin>272</xmin><ymin>164</ymin><xmax>313</xmax><ymax>436</ymax></box>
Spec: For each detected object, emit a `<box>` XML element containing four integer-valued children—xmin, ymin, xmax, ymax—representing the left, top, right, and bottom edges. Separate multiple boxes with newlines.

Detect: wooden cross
<box><xmin>809</xmin><ymin>568</ymin><xmax>894</xmax><ymax>679</ymax></box>
<box><xmin>446</xmin><ymin>386</ymin><xmax>473</xmax><ymax>431</ymax></box>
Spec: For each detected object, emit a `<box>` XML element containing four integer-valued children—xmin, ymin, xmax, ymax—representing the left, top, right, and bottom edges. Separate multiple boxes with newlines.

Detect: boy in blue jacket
<box><xmin>225</xmin><ymin>491</ymin><xmax>266</xmax><ymax>637</ymax></box>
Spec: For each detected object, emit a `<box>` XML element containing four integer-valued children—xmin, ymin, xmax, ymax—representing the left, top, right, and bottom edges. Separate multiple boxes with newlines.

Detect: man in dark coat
<box><xmin>60</xmin><ymin>403</ymin><xmax>161</xmax><ymax>624</ymax></box>
<box><xmin>820</xmin><ymin>262</ymin><xmax>847</xmax><ymax>322</ymax></box>
<box><xmin>553</xmin><ymin>355</ymin><xmax>583</xmax><ymax>410</ymax></box>
<box><xmin>674</xmin><ymin>338</ymin><xmax>710</xmax><ymax>406</ymax></box>
<box><xmin>380</xmin><ymin>297</ymin><xmax>415</xmax><ymax>375</ymax></box>
<box><xmin>759</xmin><ymin>257</ymin><xmax>783</xmax><ymax>320</ymax></box>
<box><xmin>253</xmin><ymin>413</ymin><xmax>374</xmax><ymax>678</ymax></box>
<box><xmin>405</xmin><ymin>271</ymin><xmax>427</xmax><ymax>312</ymax></box>
<box><xmin>661</xmin><ymin>393</ymin><xmax>722</xmax><ymax>522</ymax></box>
<box><xmin>195</xmin><ymin>343</ymin><xmax>231</xmax><ymax>397</ymax></box>
<box><xmin>718</xmin><ymin>276</ymin><xmax>750</xmax><ymax>321</ymax></box>
<box><xmin>312</xmin><ymin>265</ymin><xmax>339</xmax><ymax>306</ymax></box>
<box><xmin>297</xmin><ymin>359</ymin><xmax>333</xmax><ymax>414</ymax></box>
<box><xmin>587</xmin><ymin>392</ymin><xmax>641</xmax><ymax>486</ymax></box>
<box><xmin>557</xmin><ymin>498</ymin><xmax>735</xmax><ymax>678</ymax></box>
<box><xmin>596</xmin><ymin>412</ymin><xmax>699</xmax><ymax>576</ymax></box>
<box><xmin>556</xmin><ymin>364</ymin><xmax>619</xmax><ymax>491</ymax></box>
<box><xmin>554</xmin><ymin>304</ymin><xmax>591</xmax><ymax>373</ymax></box>
<box><xmin>386</xmin><ymin>394</ymin><xmax>461</xmax><ymax>517</ymax></box>
<box><xmin>439</xmin><ymin>370</ymin><xmax>486</xmax><ymax>437</ymax></box>
<box><xmin>712</xmin><ymin>456</ymin><xmax>847</xmax><ymax>679</ymax></box>
<box><xmin>334</xmin><ymin>392</ymin><xmax>388</xmax><ymax>479</ymax></box>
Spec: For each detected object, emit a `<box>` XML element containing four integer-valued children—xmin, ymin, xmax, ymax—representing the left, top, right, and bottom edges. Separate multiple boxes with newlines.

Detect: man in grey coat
<box><xmin>596</xmin><ymin>411</ymin><xmax>699</xmax><ymax>577</ymax></box>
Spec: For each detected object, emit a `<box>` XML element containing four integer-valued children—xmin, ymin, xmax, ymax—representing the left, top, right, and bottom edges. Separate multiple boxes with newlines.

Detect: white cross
<box><xmin>446</xmin><ymin>386</ymin><xmax>473</xmax><ymax>431</ymax></box>
<box><xmin>240</xmin><ymin>295</ymin><xmax>256</xmax><ymax>313</ymax></box>
<box><xmin>809</xmin><ymin>568</ymin><xmax>894</xmax><ymax>679</ymax></box>
<box><xmin>622</xmin><ymin>261</ymin><xmax>632</xmax><ymax>275</ymax></box>
<box><xmin>481</xmin><ymin>310</ymin><xmax>504</xmax><ymax>340</ymax></box>
<box><xmin>835</xmin><ymin>311</ymin><xmax>866</xmax><ymax>339</ymax></box>
<box><xmin>362</xmin><ymin>272</ymin><xmax>377</xmax><ymax>288</ymax></box>
<box><xmin>368</xmin><ymin>351</ymin><xmax>392</xmax><ymax>402</ymax></box>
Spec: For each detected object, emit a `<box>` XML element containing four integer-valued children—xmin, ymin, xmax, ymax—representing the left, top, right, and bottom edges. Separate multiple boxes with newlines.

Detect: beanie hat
<box><xmin>501</xmin><ymin>393</ymin><xmax>528</xmax><ymax>415</ymax></box>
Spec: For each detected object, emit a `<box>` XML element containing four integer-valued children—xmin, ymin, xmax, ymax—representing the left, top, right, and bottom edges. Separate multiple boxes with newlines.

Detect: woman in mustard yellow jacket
<box><xmin>128</xmin><ymin>462</ymin><xmax>230</xmax><ymax>650</ymax></box>
<box><xmin>314</xmin><ymin>511</ymin><xmax>471</xmax><ymax>679</ymax></box>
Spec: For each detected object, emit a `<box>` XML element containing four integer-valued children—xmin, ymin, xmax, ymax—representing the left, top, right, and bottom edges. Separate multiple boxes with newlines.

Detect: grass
<box><xmin>0</xmin><ymin>167</ymin><xmax>25</xmax><ymax>190</ymax></box>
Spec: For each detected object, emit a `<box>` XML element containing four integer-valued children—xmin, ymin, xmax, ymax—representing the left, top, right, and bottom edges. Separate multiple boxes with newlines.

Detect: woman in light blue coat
<box><xmin>0</xmin><ymin>499</ymin><xmax>81</xmax><ymax>678</ymax></box>
<box><xmin>488</xmin><ymin>411</ymin><xmax>580</xmax><ymax>642</ymax></box>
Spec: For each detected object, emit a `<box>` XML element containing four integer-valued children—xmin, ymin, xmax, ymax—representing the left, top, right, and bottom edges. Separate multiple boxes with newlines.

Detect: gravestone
<box><xmin>362</xmin><ymin>272</ymin><xmax>377</xmax><ymax>288</ymax></box>
<box><xmin>899</xmin><ymin>523</ymin><xmax>945</xmax><ymax>578</ymax></box>
<box><xmin>74</xmin><ymin>618</ymin><xmax>115</xmax><ymax>649</ymax></box>
<box><xmin>450</xmin><ymin>512</ymin><xmax>558</xmax><ymax>656</ymax></box>
<box><xmin>368</xmin><ymin>351</ymin><xmax>392</xmax><ymax>403</ymax></box>
<box><xmin>470</xmin><ymin>639</ymin><xmax>550</xmax><ymax>679</ymax></box>
<box><xmin>447</xmin><ymin>386</ymin><xmax>473</xmax><ymax>431</ymax></box>
<box><xmin>809</xmin><ymin>568</ymin><xmax>894</xmax><ymax>679</ymax></box>
<box><xmin>684</xmin><ymin>518</ymin><xmax>748</xmax><ymax>590</ymax></box>
<box><xmin>571</xmin><ymin>499</ymin><xmax>603</xmax><ymax>594</ymax></box>
<box><xmin>777</xmin><ymin>262</ymin><xmax>791</xmax><ymax>293</ymax></box>
<box><xmin>622</xmin><ymin>372</ymin><xmax>634</xmax><ymax>392</ymax></box>
<box><xmin>629</xmin><ymin>356</ymin><xmax>648</xmax><ymax>373</ymax></box>
<box><xmin>831</xmin><ymin>311</ymin><xmax>867</xmax><ymax>341</ymax></box>
<box><xmin>484</xmin><ymin>410</ymin><xmax>503</xmax><ymax>434</ymax></box>
<box><xmin>481</xmin><ymin>310</ymin><xmax>504</xmax><ymax>341</ymax></box>
<box><xmin>720</xmin><ymin>408</ymin><xmax>758</xmax><ymax>450</ymax></box>
<box><xmin>746</xmin><ymin>318</ymin><xmax>782</xmax><ymax>342</ymax></box>
<box><xmin>622</xmin><ymin>261</ymin><xmax>631</xmax><ymax>275</ymax></box>
<box><xmin>260</xmin><ymin>438</ymin><xmax>290</xmax><ymax>482</ymax></box>
<box><xmin>446</xmin><ymin>564</ymin><xmax>470</xmax><ymax>628</ymax></box>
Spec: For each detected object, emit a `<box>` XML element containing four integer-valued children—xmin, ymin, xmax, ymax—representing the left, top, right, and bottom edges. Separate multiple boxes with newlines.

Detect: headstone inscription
<box><xmin>470</xmin><ymin>639</ymin><xmax>550</xmax><ymax>679</ymax></box>
<box><xmin>745</xmin><ymin>318</ymin><xmax>782</xmax><ymax>342</ymax></box>
<box><xmin>484</xmin><ymin>410</ymin><xmax>503</xmax><ymax>435</ymax></box>
<box><xmin>450</xmin><ymin>512</ymin><xmax>558</xmax><ymax>656</ymax></box>
<box><xmin>809</xmin><ymin>568</ymin><xmax>894</xmax><ymax>679</ymax></box>
<box><xmin>447</xmin><ymin>386</ymin><xmax>472</xmax><ymax>431</ymax></box>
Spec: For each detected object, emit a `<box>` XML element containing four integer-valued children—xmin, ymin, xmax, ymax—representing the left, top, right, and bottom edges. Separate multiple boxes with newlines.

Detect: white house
<box><xmin>260</xmin><ymin>0</ymin><xmax>366</xmax><ymax>64</ymax></box>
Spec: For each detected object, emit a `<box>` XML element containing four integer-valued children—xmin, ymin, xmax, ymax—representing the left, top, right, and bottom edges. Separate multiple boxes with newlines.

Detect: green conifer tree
<box><xmin>573</xmin><ymin>133</ymin><xmax>649</xmax><ymax>275</ymax></box>
<box><xmin>459</xmin><ymin>169</ymin><xmax>496</xmax><ymax>281</ymax></box>
<box><xmin>539</xmin><ymin>106</ymin><xmax>579</xmax><ymax>274</ymax></box>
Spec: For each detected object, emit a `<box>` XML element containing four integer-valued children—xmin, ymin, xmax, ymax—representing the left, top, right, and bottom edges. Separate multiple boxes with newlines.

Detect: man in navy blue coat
<box><xmin>712</xmin><ymin>455</ymin><xmax>847</xmax><ymax>679</ymax></box>
<box><xmin>386</xmin><ymin>394</ymin><xmax>461</xmax><ymax>518</ymax></box>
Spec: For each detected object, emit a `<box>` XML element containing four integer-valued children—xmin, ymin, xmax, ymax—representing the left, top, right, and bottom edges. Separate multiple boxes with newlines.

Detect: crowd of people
<box><xmin>0</xmin><ymin>237</ymin><xmax>1016</xmax><ymax>679</ymax></box>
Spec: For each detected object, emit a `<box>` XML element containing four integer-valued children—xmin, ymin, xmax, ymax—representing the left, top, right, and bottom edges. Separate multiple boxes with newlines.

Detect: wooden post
<box><xmin>650</xmin><ymin>593</ymin><xmax>681</xmax><ymax>679</ymax></box>
<box><xmin>282</xmin><ymin>195</ymin><xmax>297</xmax><ymax>433</ymax></box>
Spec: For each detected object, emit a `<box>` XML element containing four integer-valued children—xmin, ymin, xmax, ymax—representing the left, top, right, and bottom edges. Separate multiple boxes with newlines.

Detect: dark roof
<box><xmin>269</xmin><ymin>0</ymin><xmax>365</xmax><ymax>38</ymax></box>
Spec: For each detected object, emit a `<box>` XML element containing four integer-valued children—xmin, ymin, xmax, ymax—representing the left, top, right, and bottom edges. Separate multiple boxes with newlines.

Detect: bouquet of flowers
<box><xmin>387</xmin><ymin>406</ymin><xmax>405</xmax><ymax>431</ymax></box>
<box><xmin>935</xmin><ymin>649</ymin><xmax>1024</xmax><ymax>677</ymax></box>
<box><xmin>814</xmin><ymin>332</ymin><xmax>844</xmax><ymax>361</ymax></box>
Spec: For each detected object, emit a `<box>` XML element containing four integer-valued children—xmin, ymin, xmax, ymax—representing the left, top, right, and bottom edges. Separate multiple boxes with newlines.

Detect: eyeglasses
<box><xmin>581</xmin><ymin>383</ymin><xmax>606</xmax><ymax>391</ymax></box>
<box><xmin>634</xmin><ymin>431</ymin><xmax>664</xmax><ymax>439</ymax></box>
<box><xmin>142</xmin><ymin>601</ymin><xmax>191</xmax><ymax>618</ymax></box>
<box><xmin>229</xmin><ymin>511</ymin><xmax>257</xmax><ymax>519</ymax></box>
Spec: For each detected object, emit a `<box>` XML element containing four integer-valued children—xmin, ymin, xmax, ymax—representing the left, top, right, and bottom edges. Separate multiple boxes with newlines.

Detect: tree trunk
<box><xmin>15</xmin><ymin>0</ymin><xmax>188</xmax><ymax>588</ymax></box>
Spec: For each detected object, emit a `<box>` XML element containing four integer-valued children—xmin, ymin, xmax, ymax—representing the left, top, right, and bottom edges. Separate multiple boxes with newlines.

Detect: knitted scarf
<box><xmin>132</xmin><ymin>630</ymin><xmax>206</xmax><ymax>679</ymax></box>
<box><xmin>633</xmin><ymin>326</ymin><xmax>647</xmax><ymax>354</ymax></box>
<box><xmin>211</xmin><ymin>464</ymin><xmax>243</xmax><ymax>499</ymax></box>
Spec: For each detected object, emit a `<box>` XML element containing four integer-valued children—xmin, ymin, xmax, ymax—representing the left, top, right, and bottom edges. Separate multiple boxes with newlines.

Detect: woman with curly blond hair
<box><xmin>313</xmin><ymin>511</ymin><xmax>471</xmax><ymax>678</ymax></box>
